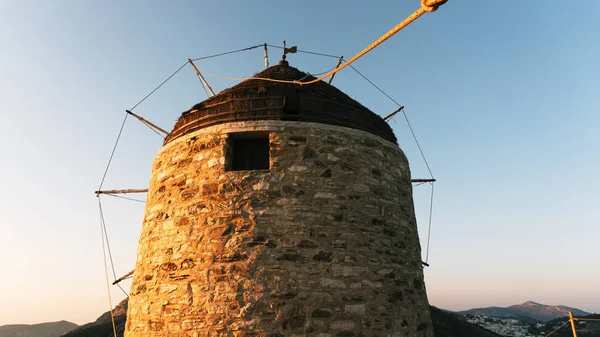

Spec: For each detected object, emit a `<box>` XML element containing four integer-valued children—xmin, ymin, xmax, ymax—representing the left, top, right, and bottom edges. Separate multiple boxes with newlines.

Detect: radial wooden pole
<box><xmin>263</xmin><ymin>43</ymin><xmax>269</xmax><ymax>69</ymax></box>
<box><xmin>327</xmin><ymin>56</ymin><xmax>344</xmax><ymax>84</ymax></box>
<box><xmin>411</xmin><ymin>179</ymin><xmax>436</xmax><ymax>183</ymax></box>
<box><xmin>126</xmin><ymin>110</ymin><xmax>169</xmax><ymax>136</ymax></box>
<box><xmin>95</xmin><ymin>188</ymin><xmax>149</xmax><ymax>195</ymax></box>
<box><xmin>384</xmin><ymin>106</ymin><xmax>405</xmax><ymax>122</ymax></box>
<box><xmin>112</xmin><ymin>269</ymin><xmax>135</xmax><ymax>285</ymax></box>
<box><xmin>188</xmin><ymin>59</ymin><xmax>215</xmax><ymax>96</ymax></box>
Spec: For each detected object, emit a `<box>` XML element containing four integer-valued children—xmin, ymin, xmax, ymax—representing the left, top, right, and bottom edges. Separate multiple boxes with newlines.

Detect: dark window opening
<box><xmin>227</xmin><ymin>133</ymin><xmax>270</xmax><ymax>171</ymax></box>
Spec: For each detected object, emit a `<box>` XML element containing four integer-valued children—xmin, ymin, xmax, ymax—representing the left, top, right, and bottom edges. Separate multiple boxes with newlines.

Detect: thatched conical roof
<box><xmin>165</xmin><ymin>62</ymin><xmax>396</xmax><ymax>144</ymax></box>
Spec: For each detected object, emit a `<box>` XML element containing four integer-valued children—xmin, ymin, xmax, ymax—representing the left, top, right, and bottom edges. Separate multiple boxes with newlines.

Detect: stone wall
<box><xmin>125</xmin><ymin>121</ymin><xmax>433</xmax><ymax>337</ymax></box>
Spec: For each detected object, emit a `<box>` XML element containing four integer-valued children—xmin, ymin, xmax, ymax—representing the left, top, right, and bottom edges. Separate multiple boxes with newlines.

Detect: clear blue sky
<box><xmin>0</xmin><ymin>0</ymin><xmax>598</xmax><ymax>326</ymax></box>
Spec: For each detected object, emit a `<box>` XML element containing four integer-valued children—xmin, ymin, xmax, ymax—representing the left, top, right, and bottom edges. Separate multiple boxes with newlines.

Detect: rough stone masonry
<box><xmin>125</xmin><ymin>120</ymin><xmax>433</xmax><ymax>337</ymax></box>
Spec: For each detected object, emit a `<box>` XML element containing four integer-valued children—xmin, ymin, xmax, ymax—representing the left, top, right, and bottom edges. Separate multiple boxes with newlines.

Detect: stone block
<box><xmin>330</xmin><ymin>320</ymin><xmax>355</xmax><ymax>331</ymax></box>
<box><xmin>320</xmin><ymin>278</ymin><xmax>346</xmax><ymax>288</ymax></box>
<box><xmin>344</xmin><ymin>304</ymin><xmax>366</xmax><ymax>315</ymax></box>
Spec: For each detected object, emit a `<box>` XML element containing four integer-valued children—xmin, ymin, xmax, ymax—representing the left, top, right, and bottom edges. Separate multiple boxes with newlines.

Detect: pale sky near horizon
<box><xmin>0</xmin><ymin>0</ymin><xmax>599</xmax><ymax>326</ymax></box>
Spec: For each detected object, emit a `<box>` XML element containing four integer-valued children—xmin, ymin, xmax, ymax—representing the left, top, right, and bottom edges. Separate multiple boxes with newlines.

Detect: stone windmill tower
<box><xmin>124</xmin><ymin>59</ymin><xmax>434</xmax><ymax>337</ymax></box>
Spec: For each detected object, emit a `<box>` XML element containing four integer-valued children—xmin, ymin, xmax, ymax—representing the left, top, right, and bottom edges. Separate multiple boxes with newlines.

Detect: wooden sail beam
<box><xmin>569</xmin><ymin>311</ymin><xmax>579</xmax><ymax>337</ymax></box>
<box><xmin>327</xmin><ymin>56</ymin><xmax>344</xmax><ymax>84</ymax></box>
<box><xmin>95</xmin><ymin>188</ymin><xmax>149</xmax><ymax>195</ymax></box>
<box><xmin>411</xmin><ymin>179</ymin><xmax>436</xmax><ymax>183</ymax></box>
<box><xmin>188</xmin><ymin>58</ymin><xmax>215</xmax><ymax>97</ymax></box>
<box><xmin>384</xmin><ymin>106</ymin><xmax>405</xmax><ymax>122</ymax></box>
<box><xmin>112</xmin><ymin>269</ymin><xmax>135</xmax><ymax>285</ymax></box>
<box><xmin>126</xmin><ymin>110</ymin><xmax>169</xmax><ymax>136</ymax></box>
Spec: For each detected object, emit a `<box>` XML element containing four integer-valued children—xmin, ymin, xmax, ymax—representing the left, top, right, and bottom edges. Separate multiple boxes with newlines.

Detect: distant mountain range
<box><xmin>458</xmin><ymin>301</ymin><xmax>592</xmax><ymax>322</ymax></box>
<box><xmin>0</xmin><ymin>320</ymin><xmax>77</xmax><ymax>337</ymax></box>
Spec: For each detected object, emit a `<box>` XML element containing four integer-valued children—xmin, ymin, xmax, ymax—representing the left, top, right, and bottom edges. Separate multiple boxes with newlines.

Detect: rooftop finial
<box><xmin>280</xmin><ymin>40</ymin><xmax>297</xmax><ymax>66</ymax></box>
<box><xmin>282</xmin><ymin>40</ymin><xmax>287</xmax><ymax>61</ymax></box>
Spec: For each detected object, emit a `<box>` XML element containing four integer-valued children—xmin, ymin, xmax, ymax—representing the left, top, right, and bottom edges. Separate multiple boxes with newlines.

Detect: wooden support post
<box><xmin>126</xmin><ymin>110</ymin><xmax>169</xmax><ymax>137</ymax></box>
<box><xmin>327</xmin><ymin>56</ymin><xmax>344</xmax><ymax>84</ymax></box>
<box><xmin>112</xmin><ymin>269</ymin><xmax>135</xmax><ymax>285</ymax></box>
<box><xmin>411</xmin><ymin>179</ymin><xmax>436</xmax><ymax>183</ymax></box>
<box><xmin>188</xmin><ymin>58</ymin><xmax>215</xmax><ymax>96</ymax></box>
<box><xmin>95</xmin><ymin>188</ymin><xmax>149</xmax><ymax>195</ymax></box>
<box><xmin>569</xmin><ymin>311</ymin><xmax>579</xmax><ymax>337</ymax></box>
<box><xmin>263</xmin><ymin>43</ymin><xmax>269</xmax><ymax>69</ymax></box>
<box><xmin>384</xmin><ymin>106</ymin><xmax>405</xmax><ymax>122</ymax></box>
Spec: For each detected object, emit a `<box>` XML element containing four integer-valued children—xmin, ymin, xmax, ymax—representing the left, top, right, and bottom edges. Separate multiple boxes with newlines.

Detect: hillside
<box><xmin>62</xmin><ymin>299</ymin><xmax>128</xmax><ymax>337</ymax></box>
<box><xmin>62</xmin><ymin>299</ymin><xmax>500</xmax><ymax>337</ymax></box>
<box><xmin>458</xmin><ymin>301</ymin><xmax>591</xmax><ymax>322</ymax></box>
<box><xmin>0</xmin><ymin>320</ymin><xmax>78</xmax><ymax>337</ymax></box>
<box><xmin>430</xmin><ymin>306</ymin><xmax>502</xmax><ymax>337</ymax></box>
